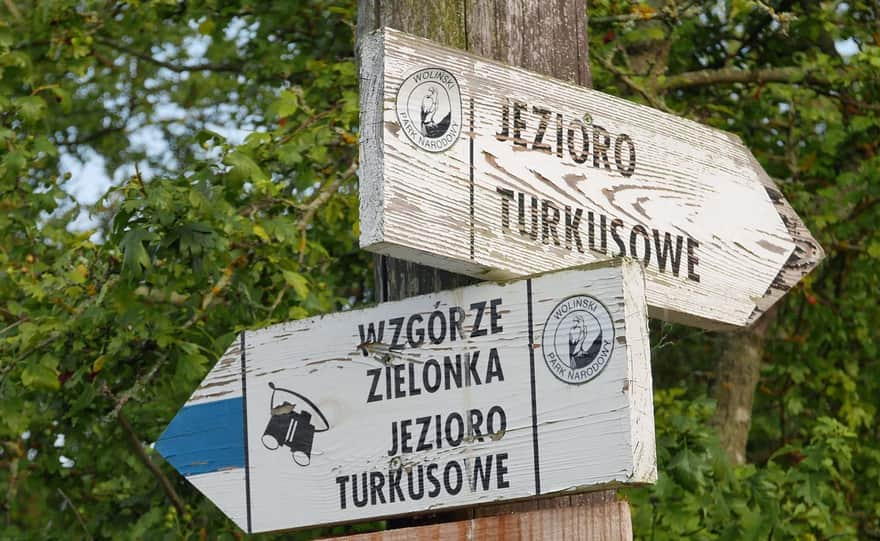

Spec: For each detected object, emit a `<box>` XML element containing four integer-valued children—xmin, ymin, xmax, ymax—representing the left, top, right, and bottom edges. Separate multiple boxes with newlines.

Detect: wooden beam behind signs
<box><xmin>156</xmin><ymin>260</ymin><xmax>655</xmax><ymax>534</ymax></box>
<box><xmin>358</xmin><ymin>29</ymin><xmax>824</xmax><ymax>330</ymax></box>
<box><xmin>355</xmin><ymin>4</ymin><xmax>633</xmax><ymax>540</ymax></box>
<box><xmin>357</xmin><ymin>0</ymin><xmax>593</xmax><ymax>307</ymax></box>
<box><xmin>331</xmin><ymin>492</ymin><xmax>632</xmax><ymax>541</ymax></box>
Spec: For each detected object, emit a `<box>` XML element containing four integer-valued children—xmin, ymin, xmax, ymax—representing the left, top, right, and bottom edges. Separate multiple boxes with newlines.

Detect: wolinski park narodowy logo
<box><xmin>395</xmin><ymin>68</ymin><xmax>462</xmax><ymax>152</ymax></box>
<box><xmin>541</xmin><ymin>295</ymin><xmax>615</xmax><ymax>385</ymax></box>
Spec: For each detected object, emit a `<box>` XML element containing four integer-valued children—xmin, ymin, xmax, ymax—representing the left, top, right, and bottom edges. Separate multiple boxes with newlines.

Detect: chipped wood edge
<box><xmin>622</xmin><ymin>261</ymin><xmax>657</xmax><ymax>484</ymax></box>
<box><xmin>359</xmin><ymin>30</ymin><xmax>385</xmax><ymax>247</ymax></box>
<box><xmin>747</xmin><ymin>157</ymin><xmax>825</xmax><ymax>327</ymax></box>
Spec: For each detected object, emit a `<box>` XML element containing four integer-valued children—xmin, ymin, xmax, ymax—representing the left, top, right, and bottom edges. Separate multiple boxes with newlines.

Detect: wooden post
<box><xmin>357</xmin><ymin>0</ymin><xmax>592</xmax><ymax>306</ymax></box>
<box><xmin>355</xmin><ymin>1</ymin><xmax>633</xmax><ymax>539</ymax></box>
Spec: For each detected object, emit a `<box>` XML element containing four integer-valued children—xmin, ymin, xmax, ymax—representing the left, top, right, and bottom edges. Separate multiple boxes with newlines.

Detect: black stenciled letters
<box><xmin>496</xmin><ymin>187</ymin><xmax>515</xmax><ymax>232</ymax></box>
<box><xmin>388</xmin><ymin>317</ymin><xmax>404</xmax><ymax>350</ymax></box>
<box><xmin>406</xmin><ymin>313</ymin><xmax>424</xmax><ymax>347</ymax></box>
<box><xmin>567</xmin><ymin>119</ymin><xmax>589</xmax><ymax>164</ymax></box>
<box><xmin>489</xmin><ymin>298</ymin><xmax>503</xmax><ymax>334</ymax></box>
<box><xmin>495</xmin><ymin>99</ymin><xmax>637</xmax><ymax>177</ymax></box>
<box><xmin>614</xmin><ymin>134</ymin><xmax>636</xmax><ymax>177</ymax></box>
<box><xmin>513</xmin><ymin>101</ymin><xmax>527</xmax><ymax>146</ymax></box>
<box><xmin>610</xmin><ymin>218</ymin><xmax>626</xmax><ymax>256</ymax></box>
<box><xmin>531</xmin><ymin>106</ymin><xmax>552</xmax><ymax>153</ymax></box>
<box><xmin>541</xmin><ymin>200</ymin><xmax>562</xmax><ymax>246</ymax></box>
<box><xmin>470</xmin><ymin>301</ymin><xmax>487</xmax><ymax>337</ymax></box>
<box><xmin>592</xmin><ymin>124</ymin><xmax>612</xmax><ymax>170</ymax></box>
<box><xmin>687</xmin><ymin>238</ymin><xmax>701</xmax><ymax>282</ymax></box>
<box><xmin>493</xmin><ymin>187</ymin><xmax>701</xmax><ymax>282</ymax></box>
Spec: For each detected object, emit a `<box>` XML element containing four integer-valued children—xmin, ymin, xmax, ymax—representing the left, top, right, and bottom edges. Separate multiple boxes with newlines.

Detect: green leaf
<box><xmin>0</xmin><ymin>398</ymin><xmax>29</xmax><ymax>436</ymax></box>
<box><xmin>67</xmin><ymin>263</ymin><xmax>89</xmax><ymax>284</ymax></box>
<box><xmin>176</xmin><ymin>222</ymin><xmax>215</xmax><ymax>256</ymax></box>
<box><xmin>175</xmin><ymin>353</ymin><xmax>209</xmax><ymax>383</ymax></box>
<box><xmin>194</xmin><ymin>128</ymin><xmax>226</xmax><ymax>146</ymax></box>
<box><xmin>278</xmin><ymin>142</ymin><xmax>303</xmax><ymax>165</ymax></box>
<box><xmin>50</xmin><ymin>85</ymin><xmax>72</xmax><ymax>113</ymax></box>
<box><xmin>198</xmin><ymin>19</ymin><xmax>215</xmax><ymax>35</ymax></box>
<box><xmin>120</xmin><ymin>228</ymin><xmax>156</xmax><ymax>273</ymax></box>
<box><xmin>288</xmin><ymin>306</ymin><xmax>309</xmax><ymax>319</ymax></box>
<box><xmin>225</xmin><ymin>151</ymin><xmax>267</xmax><ymax>183</ymax></box>
<box><xmin>282</xmin><ymin>270</ymin><xmax>309</xmax><ymax>299</ymax></box>
<box><xmin>252</xmin><ymin>224</ymin><xmax>270</xmax><ymax>242</ymax></box>
<box><xmin>269</xmin><ymin>89</ymin><xmax>300</xmax><ymax>119</ymax></box>
<box><xmin>308</xmin><ymin>144</ymin><xmax>328</xmax><ymax>163</ymax></box>
<box><xmin>15</xmin><ymin>95</ymin><xmax>47</xmax><ymax>122</ymax></box>
<box><xmin>33</xmin><ymin>135</ymin><xmax>57</xmax><ymax>156</ymax></box>
<box><xmin>21</xmin><ymin>357</ymin><xmax>60</xmax><ymax>391</ymax></box>
<box><xmin>0</xmin><ymin>28</ymin><xmax>13</xmax><ymax>49</ymax></box>
<box><xmin>2</xmin><ymin>149</ymin><xmax>27</xmax><ymax>174</ymax></box>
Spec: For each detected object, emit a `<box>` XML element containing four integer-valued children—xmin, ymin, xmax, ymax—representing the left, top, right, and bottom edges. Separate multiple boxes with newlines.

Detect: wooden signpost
<box><xmin>358</xmin><ymin>28</ymin><xmax>824</xmax><ymax>330</ymax></box>
<box><xmin>156</xmin><ymin>261</ymin><xmax>655</xmax><ymax>534</ymax></box>
<box><xmin>156</xmin><ymin>13</ymin><xmax>825</xmax><ymax>539</ymax></box>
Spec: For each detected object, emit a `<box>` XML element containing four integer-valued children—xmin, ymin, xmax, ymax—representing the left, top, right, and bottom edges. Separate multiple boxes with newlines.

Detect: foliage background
<box><xmin>0</xmin><ymin>0</ymin><xmax>877</xmax><ymax>539</ymax></box>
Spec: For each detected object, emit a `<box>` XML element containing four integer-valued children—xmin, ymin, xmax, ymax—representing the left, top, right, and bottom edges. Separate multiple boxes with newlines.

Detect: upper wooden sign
<box><xmin>358</xmin><ymin>28</ymin><xmax>824</xmax><ymax>329</ymax></box>
<box><xmin>155</xmin><ymin>260</ymin><xmax>654</xmax><ymax>534</ymax></box>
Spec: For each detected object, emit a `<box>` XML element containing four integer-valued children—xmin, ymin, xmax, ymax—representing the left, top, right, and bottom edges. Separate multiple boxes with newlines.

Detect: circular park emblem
<box><xmin>541</xmin><ymin>295</ymin><xmax>615</xmax><ymax>385</ymax></box>
<box><xmin>395</xmin><ymin>68</ymin><xmax>462</xmax><ymax>153</ymax></box>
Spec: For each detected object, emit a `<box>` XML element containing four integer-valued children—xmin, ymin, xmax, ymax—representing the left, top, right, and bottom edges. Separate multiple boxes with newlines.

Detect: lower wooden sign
<box><xmin>156</xmin><ymin>259</ymin><xmax>656</xmax><ymax>534</ymax></box>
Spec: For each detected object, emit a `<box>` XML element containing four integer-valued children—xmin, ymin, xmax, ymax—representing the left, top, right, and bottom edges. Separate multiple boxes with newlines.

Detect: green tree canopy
<box><xmin>0</xmin><ymin>0</ymin><xmax>878</xmax><ymax>539</ymax></box>
<box><xmin>2</xmin><ymin>1</ymin><xmax>371</xmax><ymax>538</ymax></box>
<box><xmin>589</xmin><ymin>0</ymin><xmax>880</xmax><ymax>538</ymax></box>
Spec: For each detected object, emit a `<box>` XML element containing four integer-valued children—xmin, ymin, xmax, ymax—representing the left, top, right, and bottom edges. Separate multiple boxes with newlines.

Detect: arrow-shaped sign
<box><xmin>358</xmin><ymin>28</ymin><xmax>824</xmax><ymax>329</ymax></box>
<box><xmin>156</xmin><ymin>260</ymin><xmax>655</xmax><ymax>534</ymax></box>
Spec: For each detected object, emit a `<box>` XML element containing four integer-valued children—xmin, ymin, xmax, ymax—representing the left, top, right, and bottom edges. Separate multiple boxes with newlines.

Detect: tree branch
<box><xmin>57</xmin><ymin>488</ymin><xmax>93</xmax><ymax>541</ymax></box>
<box><xmin>95</xmin><ymin>37</ymin><xmax>241</xmax><ymax>74</ymax></box>
<box><xmin>117</xmin><ymin>411</ymin><xmax>187</xmax><ymax>518</ymax></box>
<box><xmin>592</xmin><ymin>12</ymin><xmax>663</xmax><ymax>24</ymax></box>
<box><xmin>102</xmin><ymin>355</ymin><xmax>166</xmax><ymax>423</ymax></box>
<box><xmin>711</xmin><ymin>305</ymin><xmax>778</xmax><ymax>465</ymax></box>
<box><xmin>61</xmin><ymin>125</ymin><xmax>127</xmax><ymax>147</ymax></box>
<box><xmin>296</xmin><ymin>161</ymin><xmax>357</xmax><ymax>231</ymax></box>
<box><xmin>2</xmin><ymin>0</ymin><xmax>23</xmax><ymax>22</ymax></box>
<box><xmin>659</xmin><ymin>66</ymin><xmax>821</xmax><ymax>90</ymax></box>
<box><xmin>2</xmin><ymin>275</ymin><xmax>119</xmax><ymax>387</ymax></box>
<box><xmin>590</xmin><ymin>50</ymin><xmax>673</xmax><ymax>114</ymax></box>
<box><xmin>0</xmin><ymin>318</ymin><xmax>24</xmax><ymax>337</ymax></box>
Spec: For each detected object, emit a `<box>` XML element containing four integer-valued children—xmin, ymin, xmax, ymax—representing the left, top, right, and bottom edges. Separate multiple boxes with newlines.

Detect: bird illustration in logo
<box><xmin>568</xmin><ymin>314</ymin><xmax>603</xmax><ymax>369</ymax></box>
<box><xmin>420</xmin><ymin>86</ymin><xmax>451</xmax><ymax>138</ymax></box>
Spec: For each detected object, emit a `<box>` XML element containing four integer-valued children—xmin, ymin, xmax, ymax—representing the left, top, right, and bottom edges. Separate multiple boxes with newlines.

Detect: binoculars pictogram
<box><xmin>261</xmin><ymin>382</ymin><xmax>330</xmax><ymax>466</ymax></box>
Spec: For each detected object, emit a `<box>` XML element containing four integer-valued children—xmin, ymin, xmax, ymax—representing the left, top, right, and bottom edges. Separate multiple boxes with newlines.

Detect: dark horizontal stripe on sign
<box><xmin>155</xmin><ymin>397</ymin><xmax>244</xmax><ymax>476</ymax></box>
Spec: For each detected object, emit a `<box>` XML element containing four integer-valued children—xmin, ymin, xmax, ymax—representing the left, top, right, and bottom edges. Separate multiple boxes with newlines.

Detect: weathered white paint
<box><xmin>187</xmin><ymin>469</ymin><xmax>249</xmax><ymax>528</ymax></box>
<box><xmin>358</xmin><ymin>28</ymin><xmax>824</xmax><ymax>330</ymax></box>
<box><xmin>157</xmin><ymin>260</ymin><xmax>654</xmax><ymax>534</ymax></box>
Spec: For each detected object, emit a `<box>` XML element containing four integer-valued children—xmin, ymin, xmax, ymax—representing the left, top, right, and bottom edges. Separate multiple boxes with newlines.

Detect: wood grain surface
<box><xmin>354</xmin><ymin>5</ymin><xmax>635</xmax><ymax>540</ymax></box>
<box><xmin>358</xmin><ymin>0</ymin><xmax>592</xmax><ymax>305</ymax></box>
<box><xmin>156</xmin><ymin>261</ymin><xmax>655</xmax><ymax>534</ymax></box>
<box><xmin>333</xmin><ymin>492</ymin><xmax>632</xmax><ymax>541</ymax></box>
<box><xmin>358</xmin><ymin>29</ymin><xmax>824</xmax><ymax>330</ymax></box>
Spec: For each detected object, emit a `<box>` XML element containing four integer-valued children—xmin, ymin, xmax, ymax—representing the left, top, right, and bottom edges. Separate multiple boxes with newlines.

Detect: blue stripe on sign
<box><xmin>156</xmin><ymin>397</ymin><xmax>245</xmax><ymax>477</ymax></box>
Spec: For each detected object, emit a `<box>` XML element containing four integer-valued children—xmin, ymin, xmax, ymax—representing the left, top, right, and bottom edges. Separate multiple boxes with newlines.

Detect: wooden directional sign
<box><xmin>156</xmin><ymin>260</ymin><xmax>655</xmax><ymax>534</ymax></box>
<box><xmin>358</xmin><ymin>28</ymin><xmax>824</xmax><ymax>330</ymax></box>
